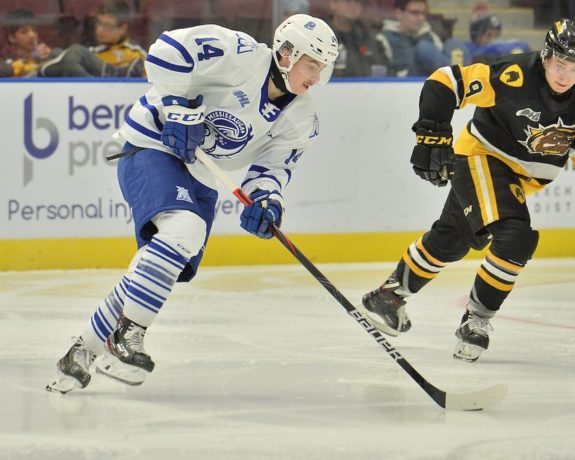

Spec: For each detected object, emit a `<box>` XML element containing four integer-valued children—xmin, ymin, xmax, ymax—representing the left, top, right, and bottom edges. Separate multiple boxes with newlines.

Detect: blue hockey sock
<box><xmin>121</xmin><ymin>236</ymin><xmax>189</xmax><ymax>327</ymax></box>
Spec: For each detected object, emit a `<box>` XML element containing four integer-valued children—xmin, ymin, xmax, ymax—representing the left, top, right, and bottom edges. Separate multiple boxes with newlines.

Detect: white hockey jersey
<box><xmin>120</xmin><ymin>24</ymin><xmax>320</xmax><ymax>199</ymax></box>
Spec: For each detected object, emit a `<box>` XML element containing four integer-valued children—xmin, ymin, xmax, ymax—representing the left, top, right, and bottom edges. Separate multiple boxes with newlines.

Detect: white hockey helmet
<box><xmin>272</xmin><ymin>14</ymin><xmax>339</xmax><ymax>89</ymax></box>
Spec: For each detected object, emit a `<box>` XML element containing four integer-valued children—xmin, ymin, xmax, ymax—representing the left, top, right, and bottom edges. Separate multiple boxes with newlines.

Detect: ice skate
<box><xmin>453</xmin><ymin>310</ymin><xmax>493</xmax><ymax>362</ymax></box>
<box><xmin>95</xmin><ymin>353</ymin><xmax>147</xmax><ymax>386</ymax></box>
<box><xmin>97</xmin><ymin>315</ymin><xmax>154</xmax><ymax>385</ymax></box>
<box><xmin>46</xmin><ymin>337</ymin><xmax>96</xmax><ymax>394</ymax></box>
<box><xmin>360</xmin><ymin>273</ymin><xmax>411</xmax><ymax>336</ymax></box>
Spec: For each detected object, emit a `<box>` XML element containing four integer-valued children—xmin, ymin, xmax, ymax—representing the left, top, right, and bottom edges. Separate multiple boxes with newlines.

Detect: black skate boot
<box><xmin>46</xmin><ymin>337</ymin><xmax>97</xmax><ymax>394</ymax></box>
<box><xmin>97</xmin><ymin>315</ymin><xmax>154</xmax><ymax>385</ymax></box>
<box><xmin>453</xmin><ymin>310</ymin><xmax>493</xmax><ymax>362</ymax></box>
<box><xmin>361</xmin><ymin>273</ymin><xmax>411</xmax><ymax>336</ymax></box>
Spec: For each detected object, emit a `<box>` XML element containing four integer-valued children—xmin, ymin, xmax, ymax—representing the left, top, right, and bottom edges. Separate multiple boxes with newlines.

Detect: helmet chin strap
<box><xmin>271</xmin><ymin>51</ymin><xmax>295</xmax><ymax>94</ymax></box>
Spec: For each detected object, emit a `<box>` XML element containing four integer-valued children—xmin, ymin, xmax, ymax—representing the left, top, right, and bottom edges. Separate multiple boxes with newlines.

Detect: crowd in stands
<box><xmin>0</xmin><ymin>0</ymin><xmax>542</xmax><ymax>79</ymax></box>
<box><xmin>0</xmin><ymin>0</ymin><xmax>146</xmax><ymax>77</ymax></box>
<box><xmin>466</xmin><ymin>3</ymin><xmax>530</xmax><ymax>64</ymax></box>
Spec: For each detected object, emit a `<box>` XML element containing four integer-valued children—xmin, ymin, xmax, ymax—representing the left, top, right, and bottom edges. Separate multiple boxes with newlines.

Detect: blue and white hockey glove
<box><xmin>161</xmin><ymin>95</ymin><xmax>205</xmax><ymax>163</ymax></box>
<box><xmin>240</xmin><ymin>189</ymin><xmax>283</xmax><ymax>240</ymax></box>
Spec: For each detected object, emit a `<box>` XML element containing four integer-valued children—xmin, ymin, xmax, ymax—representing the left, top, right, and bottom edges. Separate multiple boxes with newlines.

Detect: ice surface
<box><xmin>0</xmin><ymin>259</ymin><xmax>573</xmax><ymax>459</ymax></box>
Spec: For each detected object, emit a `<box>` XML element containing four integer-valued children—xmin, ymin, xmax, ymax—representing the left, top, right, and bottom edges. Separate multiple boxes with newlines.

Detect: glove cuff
<box><xmin>412</xmin><ymin>119</ymin><xmax>452</xmax><ymax>133</ymax></box>
<box><xmin>161</xmin><ymin>95</ymin><xmax>191</xmax><ymax>107</ymax></box>
<box><xmin>242</xmin><ymin>184</ymin><xmax>285</xmax><ymax>209</ymax></box>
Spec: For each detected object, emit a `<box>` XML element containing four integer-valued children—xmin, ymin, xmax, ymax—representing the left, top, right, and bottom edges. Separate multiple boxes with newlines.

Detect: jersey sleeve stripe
<box><xmin>242</xmin><ymin>173</ymin><xmax>283</xmax><ymax>190</ymax></box>
<box><xmin>146</xmin><ymin>54</ymin><xmax>193</xmax><ymax>73</ymax></box>
<box><xmin>125</xmin><ymin>112</ymin><xmax>161</xmax><ymax>140</ymax></box>
<box><xmin>429</xmin><ymin>66</ymin><xmax>461</xmax><ymax>107</ymax></box>
<box><xmin>158</xmin><ymin>33</ymin><xmax>195</xmax><ymax>65</ymax></box>
<box><xmin>248</xmin><ymin>164</ymin><xmax>293</xmax><ymax>185</ymax></box>
<box><xmin>139</xmin><ymin>95</ymin><xmax>163</xmax><ymax>131</ymax></box>
<box><xmin>451</xmin><ymin>65</ymin><xmax>465</xmax><ymax>107</ymax></box>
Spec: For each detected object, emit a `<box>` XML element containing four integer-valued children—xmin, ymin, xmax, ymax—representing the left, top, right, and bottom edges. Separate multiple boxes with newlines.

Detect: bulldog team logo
<box><xmin>519</xmin><ymin>118</ymin><xmax>575</xmax><ymax>156</ymax></box>
<box><xmin>202</xmin><ymin>111</ymin><xmax>254</xmax><ymax>157</ymax></box>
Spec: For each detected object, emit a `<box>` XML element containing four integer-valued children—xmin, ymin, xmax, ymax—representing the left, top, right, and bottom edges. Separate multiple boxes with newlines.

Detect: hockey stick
<box><xmin>195</xmin><ymin>148</ymin><xmax>507</xmax><ymax>411</ymax></box>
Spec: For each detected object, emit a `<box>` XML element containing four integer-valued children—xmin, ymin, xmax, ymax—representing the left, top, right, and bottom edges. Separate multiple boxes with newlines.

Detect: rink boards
<box><xmin>2</xmin><ymin>80</ymin><xmax>575</xmax><ymax>270</ymax></box>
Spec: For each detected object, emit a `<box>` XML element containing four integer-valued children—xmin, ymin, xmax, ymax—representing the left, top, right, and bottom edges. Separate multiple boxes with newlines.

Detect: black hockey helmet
<box><xmin>542</xmin><ymin>18</ymin><xmax>575</xmax><ymax>62</ymax></box>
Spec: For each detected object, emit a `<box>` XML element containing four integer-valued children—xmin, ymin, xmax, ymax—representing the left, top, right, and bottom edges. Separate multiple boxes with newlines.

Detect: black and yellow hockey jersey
<box><xmin>419</xmin><ymin>51</ymin><xmax>575</xmax><ymax>193</ymax></box>
<box><xmin>89</xmin><ymin>39</ymin><xmax>146</xmax><ymax>67</ymax></box>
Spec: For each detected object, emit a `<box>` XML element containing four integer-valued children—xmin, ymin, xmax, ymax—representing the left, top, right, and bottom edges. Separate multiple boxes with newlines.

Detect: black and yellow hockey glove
<box><xmin>410</xmin><ymin>119</ymin><xmax>455</xmax><ymax>187</ymax></box>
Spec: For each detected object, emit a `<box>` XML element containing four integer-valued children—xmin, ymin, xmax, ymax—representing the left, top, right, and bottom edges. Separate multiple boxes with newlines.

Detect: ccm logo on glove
<box><xmin>410</xmin><ymin>119</ymin><xmax>455</xmax><ymax>187</ymax></box>
<box><xmin>416</xmin><ymin>134</ymin><xmax>453</xmax><ymax>145</ymax></box>
<box><xmin>164</xmin><ymin>106</ymin><xmax>204</xmax><ymax>124</ymax></box>
<box><xmin>160</xmin><ymin>95</ymin><xmax>206</xmax><ymax>163</ymax></box>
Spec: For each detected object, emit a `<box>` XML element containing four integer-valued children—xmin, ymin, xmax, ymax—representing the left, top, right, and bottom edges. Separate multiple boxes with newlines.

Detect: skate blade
<box><xmin>95</xmin><ymin>353</ymin><xmax>147</xmax><ymax>386</ymax></box>
<box><xmin>355</xmin><ymin>304</ymin><xmax>400</xmax><ymax>337</ymax></box>
<box><xmin>45</xmin><ymin>371</ymin><xmax>84</xmax><ymax>394</ymax></box>
<box><xmin>453</xmin><ymin>342</ymin><xmax>483</xmax><ymax>362</ymax></box>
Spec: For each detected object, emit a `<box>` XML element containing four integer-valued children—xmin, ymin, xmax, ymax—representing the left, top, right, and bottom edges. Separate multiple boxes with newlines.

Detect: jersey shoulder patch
<box><xmin>499</xmin><ymin>64</ymin><xmax>524</xmax><ymax>87</ymax></box>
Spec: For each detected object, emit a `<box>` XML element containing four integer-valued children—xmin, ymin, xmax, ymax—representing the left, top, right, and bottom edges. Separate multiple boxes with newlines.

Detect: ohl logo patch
<box><xmin>509</xmin><ymin>184</ymin><xmax>526</xmax><ymax>204</ymax></box>
<box><xmin>519</xmin><ymin>117</ymin><xmax>575</xmax><ymax>156</ymax></box>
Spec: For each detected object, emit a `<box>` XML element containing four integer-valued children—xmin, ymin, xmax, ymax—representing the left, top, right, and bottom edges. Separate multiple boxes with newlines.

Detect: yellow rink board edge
<box><xmin>2</xmin><ymin>228</ymin><xmax>575</xmax><ymax>271</ymax></box>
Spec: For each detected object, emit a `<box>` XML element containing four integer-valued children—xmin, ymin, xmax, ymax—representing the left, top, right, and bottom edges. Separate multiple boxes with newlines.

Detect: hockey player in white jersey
<box><xmin>46</xmin><ymin>15</ymin><xmax>338</xmax><ymax>393</ymax></box>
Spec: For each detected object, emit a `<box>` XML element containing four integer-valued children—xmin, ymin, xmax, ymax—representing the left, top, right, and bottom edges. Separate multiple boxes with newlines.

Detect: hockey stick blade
<box><xmin>444</xmin><ymin>384</ymin><xmax>508</xmax><ymax>411</ymax></box>
<box><xmin>194</xmin><ymin>148</ymin><xmax>507</xmax><ymax>411</ymax></box>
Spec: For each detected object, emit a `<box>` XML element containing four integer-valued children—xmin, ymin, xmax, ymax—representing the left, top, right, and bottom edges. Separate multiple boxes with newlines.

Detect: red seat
<box><xmin>0</xmin><ymin>0</ymin><xmax>61</xmax><ymax>16</ymax></box>
<box><xmin>213</xmin><ymin>0</ymin><xmax>271</xmax><ymax>22</ymax></box>
<box><xmin>61</xmin><ymin>1</ymin><xmax>97</xmax><ymax>21</ymax></box>
<box><xmin>309</xmin><ymin>0</ymin><xmax>331</xmax><ymax>20</ymax></box>
<box><xmin>141</xmin><ymin>0</ymin><xmax>214</xmax><ymax>19</ymax></box>
<box><xmin>309</xmin><ymin>0</ymin><xmax>393</xmax><ymax>23</ymax></box>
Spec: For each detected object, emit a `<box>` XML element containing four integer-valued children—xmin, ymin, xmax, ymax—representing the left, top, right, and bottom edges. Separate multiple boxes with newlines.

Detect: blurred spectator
<box><xmin>466</xmin><ymin>4</ymin><xmax>530</xmax><ymax>64</ymax></box>
<box><xmin>327</xmin><ymin>0</ymin><xmax>392</xmax><ymax>77</ymax></box>
<box><xmin>532</xmin><ymin>0</ymin><xmax>575</xmax><ymax>28</ymax></box>
<box><xmin>1</xmin><ymin>9</ymin><xmax>52</xmax><ymax>77</ymax></box>
<box><xmin>0</xmin><ymin>59</ymin><xmax>12</xmax><ymax>77</ymax></box>
<box><xmin>1</xmin><ymin>9</ymin><xmax>144</xmax><ymax>78</ymax></box>
<box><xmin>376</xmin><ymin>0</ymin><xmax>469</xmax><ymax>77</ymax></box>
<box><xmin>280</xmin><ymin>0</ymin><xmax>310</xmax><ymax>20</ymax></box>
<box><xmin>550</xmin><ymin>1</ymin><xmax>575</xmax><ymax>23</ymax></box>
<box><xmin>89</xmin><ymin>0</ymin><xmax>147</xmax><ymax>67</ymax></box>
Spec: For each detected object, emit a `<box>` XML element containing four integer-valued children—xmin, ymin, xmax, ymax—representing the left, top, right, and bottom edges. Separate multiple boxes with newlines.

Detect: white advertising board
<box><xmin>1</xmin><ymin>80</ymin><xmax>573</xmax><ymax>241</ymax></box>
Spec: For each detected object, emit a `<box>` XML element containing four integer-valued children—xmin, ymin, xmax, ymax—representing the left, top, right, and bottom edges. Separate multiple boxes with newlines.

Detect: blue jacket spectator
<box><xmin>327</xmin><ymin>0</ymin><xmax>392</xmax><ymax>77</ymax></box>
<box><xmin>466</xmin><ymin>10</ymin><xmax>530</xmax><ymax>64</ymax></box>
<box><xmin>376</xmin><ymin>0</ymin><xmax>470</xmax><ymax>77</ymax></box>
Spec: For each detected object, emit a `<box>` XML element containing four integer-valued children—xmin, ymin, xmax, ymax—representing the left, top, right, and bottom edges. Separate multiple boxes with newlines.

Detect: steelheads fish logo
<box><xmin>202</xmin><ymin>111</ymin><xmax>254</xmax><ymax>157</ymax></box>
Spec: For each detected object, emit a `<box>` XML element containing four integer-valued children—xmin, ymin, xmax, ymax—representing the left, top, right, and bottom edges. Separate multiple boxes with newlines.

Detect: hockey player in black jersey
<box><xmin>361</xmin><ymin>19</ymin><xmax>575</xmax><ymax>361</ymax></box>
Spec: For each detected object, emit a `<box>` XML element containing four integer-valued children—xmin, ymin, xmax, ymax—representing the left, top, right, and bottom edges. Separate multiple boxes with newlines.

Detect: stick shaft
<box><xmin>194</xmin><ymin>147</ymin><xmax>449</xmax><ymax>406</ymax></box>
